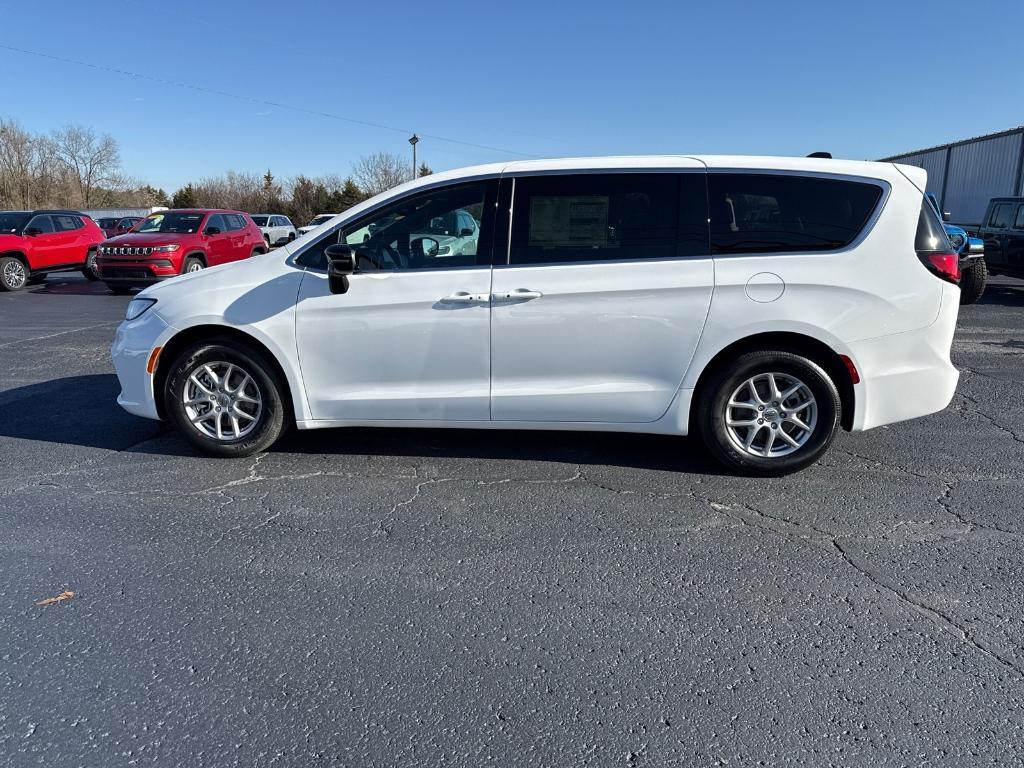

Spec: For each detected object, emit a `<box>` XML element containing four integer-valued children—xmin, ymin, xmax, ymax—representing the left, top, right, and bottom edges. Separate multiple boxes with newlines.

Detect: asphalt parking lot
<box><xmin>1</xmin><ymin>275</ymin><xmax>1023</xmax><ymax>766</ymax></box>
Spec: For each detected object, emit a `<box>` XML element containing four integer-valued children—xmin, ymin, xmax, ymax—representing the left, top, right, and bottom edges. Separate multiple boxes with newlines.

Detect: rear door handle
<box><xmin>493</xmin><ymin>289</ymin><xmax>543</xmax><ymax>302</ymax></box>
<box><xmin>440</xmin><ymin>291</ymin><xmax>489</xmax><ymax>304</ymax></box>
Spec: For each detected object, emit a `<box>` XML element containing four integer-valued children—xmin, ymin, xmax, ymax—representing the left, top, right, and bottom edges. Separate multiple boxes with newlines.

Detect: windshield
<box><xmin>96</xmin><ymin>217</ymin><xmax>119</xmax><ymax>228</ymax></box>
<box><xmin>251</xmin><ymin>216</ymin><xmax>269</xmax><ymax>226</ymax></box>
<box><xmin>0</xmin><ymin>212</ymin><xmax>31</xmax><ymax>234</ymax></box>
<box><xmin>117</xmin><ymin>217</ymin><xmax>140</xmax><ymax>229</ymax></box>
<box><xmin>136</xmin><ymin>212</ymin><xmax>205</xmax><ymax>234</ymax></box>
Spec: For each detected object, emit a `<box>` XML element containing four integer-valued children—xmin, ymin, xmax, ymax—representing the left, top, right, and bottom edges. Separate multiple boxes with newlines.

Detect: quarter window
<box><xmin>989</xmin><ymin>204</ymin><xmax>1012</xmax><ymax>229</ymax></box>
<box><xmin>1013</xmin><ymin>206</ymin><xmax>1024</xmax><ymax>230</ymax></box>
<box><xmin>296</xmin><ymin>182</ymin><xmax>494</xmax><ymax>271</ymax></box>
<box><xmin>709</xmin><ymin>173</ymin><xmax>883</xmax><ymax>254</ymax></box>
<box><xmin>509</xmin><ymin>173</ymin><xmax>707</xmax><ymax>265</ymax></box>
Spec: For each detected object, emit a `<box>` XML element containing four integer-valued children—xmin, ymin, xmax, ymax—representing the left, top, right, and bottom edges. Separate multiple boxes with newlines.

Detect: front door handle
<box><xmin>440</xmin><ymin>291</ymin><xmax>488</xmax><ymax>304</ymax></box>
<box><xmin>493</xmin><ymin>289</ymin><xmax>543</xmax><ymax>302</ymax></box>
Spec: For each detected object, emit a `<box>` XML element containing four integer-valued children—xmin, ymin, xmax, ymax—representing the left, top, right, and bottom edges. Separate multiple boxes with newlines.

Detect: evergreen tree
<box><xmin>171</xmin><ymin>184</ymin><xmax>196</xmax><ymax>208</ymax></box>
<box><xmin>418</xmin><ymin>162</ymin><xmax>433</xmax><ymax>177</ymax></box>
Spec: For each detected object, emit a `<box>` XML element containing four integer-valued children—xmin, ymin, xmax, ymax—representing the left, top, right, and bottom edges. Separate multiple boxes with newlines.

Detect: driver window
<box><xmin>25</xmin><ymin>215</ymin><xmax>55</xmax><ymax>234</ymax></box>
<box><xmin>334</xmin><ymin>182</ymin><xmax>490</xmax><ymax>271</ymax></box>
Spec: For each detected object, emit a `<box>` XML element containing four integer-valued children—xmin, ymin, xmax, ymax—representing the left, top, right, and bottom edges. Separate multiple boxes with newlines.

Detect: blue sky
<box><xmin>1</xmin><ymin>0</ymin><xmax>1021</xmax><ymax>193</ymax></box>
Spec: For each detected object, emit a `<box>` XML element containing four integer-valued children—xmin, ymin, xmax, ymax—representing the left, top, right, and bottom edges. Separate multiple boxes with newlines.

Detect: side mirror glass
<box><xmin>411</xmin><ymin>236</ymin><xmax>439</xmax><ymax>259</ymax></box>
<box><xmin>325</xmin><ymin>243</ymin><xmax>355</xmax><ymax>294</ymax></box>
<box><xmin>23</xmin><ymin>227</ymin><xmax>41</xmax><ymax>237</ymax></box>
<box><xmin>205</xmin><ymin>226</ymin><xmax>221</xmax><ymax>236</ymax></box>
<box><xmin>968</xmin><ymin>238</ymin><xmax>985</xmax><ymax>255</ymax></box>
<box><xmin>459</xmin><ymin>228</ymin><xmax>474</xmax><ymax>237</ymax></box>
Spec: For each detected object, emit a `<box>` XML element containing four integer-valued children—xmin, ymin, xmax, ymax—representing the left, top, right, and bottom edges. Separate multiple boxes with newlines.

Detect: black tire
<box><xmin>164</xmin><ymin>339</ymin><xmax>288</xmax><ymax>457</ymax></box>
<box><xmin>0</xmin><ymin>255</ymin><xmax>29</xmax><ymax>291</ymax></box>
<box><xmin>108</xmin><ymin>285</ymin><xmax>134</xmax><ymax>295</ymax></box>
<box><xmin>959</xmin><ymin>258</ymin><xmax>987</xmax><ymax>305</ymax></box>
<box><xmin>182</xmin><ymin>256</ymin><xmax>204</xmax><ymax>275</ymax></box>
<box><xmin>82</xmin><ymin>248</ymin><xmax>100</xmax><ymax>281</ymax></box>
<box><xmin>251</xmin><ymin>247</ymin><xmax>267</xmax><ymax>258</ymax></box>
<box><xmin>264</xmin><ymin>235</ymin><xmax>272</xmax><ymax>249</ymax></box>
<box><xmin>288</xmin><ymin>232</ymin><xmax>295</xmax><ymax>242</ymax></box>
<box><xmin>698</xmin><ymin>350</ymin><xmax>841</xmax><ymax>476</ymax></box>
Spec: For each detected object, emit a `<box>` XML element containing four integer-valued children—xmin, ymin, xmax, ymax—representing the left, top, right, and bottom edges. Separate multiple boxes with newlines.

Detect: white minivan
<box><xmin>112</xmin><ymin>156</ymin><xmax>961</xmax><ymax>475</ymax></box>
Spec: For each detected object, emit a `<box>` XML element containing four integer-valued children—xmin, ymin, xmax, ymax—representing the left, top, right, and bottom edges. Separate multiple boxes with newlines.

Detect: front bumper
<box><xmin>111</xmin><ymin>310</ymin><xmax>175</xmax><ymax>420</ymax></box>
<box><xmin>848</xmin><ymin>282</ymin><xmax>960</xmax><ymax>431</ymax></box>
<box><xmin>98</xmin><ymin>257</ymin><xmax>179</xmax><ymax>286</ymax></box>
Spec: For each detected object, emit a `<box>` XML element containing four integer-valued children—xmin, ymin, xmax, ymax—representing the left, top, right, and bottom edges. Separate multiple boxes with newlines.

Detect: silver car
<box><xmin>250</xmin><ymin>214</ymin><xmax>296</xmax><ymax>248</ymax></box>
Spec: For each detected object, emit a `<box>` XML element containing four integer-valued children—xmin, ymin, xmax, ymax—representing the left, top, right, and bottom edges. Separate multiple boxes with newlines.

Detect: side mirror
<box><xmin>205</xmin><ymin>226</ymin><xmax>221</xmax><ymax>236</ymax></box>
<box><xmin>23</xmin><ymin>227</ymin><xmax>41</xmax><ymax>237</ymax></box>
<box><xmin>459</xmin><ymin>228</ymin><xmax>474</xmax><ymax>237</ymax></box>
<box><xmin>968</xmin><ymin>238</ymin><xmax>985</xmax><ymax>255</ymax></box>
<box><xmin>410</xmin><ymin>236</ymin><xmax>439</xmax><ymax>259</ymax></box>
<box><xmin>942</xmin><ymin>211</ymin><xmax>951</xmax><ymax>223</ymax></box>
<box><xmin>325</xmin><ymin>243</ymin><xmax>355</xmax><ymax>294</ymax></box>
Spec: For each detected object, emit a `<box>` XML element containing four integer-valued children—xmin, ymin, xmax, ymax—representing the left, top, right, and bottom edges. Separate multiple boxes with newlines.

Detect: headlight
<box><xmin>153</xmin><ymin>244</ymin><xmax>180</xmax><ymax>253</ymax></box>
<box><xmin>125</xmin><ymin>297</ymin><xmax>157</xmax><ymax>321</ymax></box>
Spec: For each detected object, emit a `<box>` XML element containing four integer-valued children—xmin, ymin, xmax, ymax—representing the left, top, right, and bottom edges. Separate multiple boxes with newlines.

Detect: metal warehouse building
<box><xmin>881</xmin><ymin>126</ymin><xmax>1024</xmax><ymax>228</ymax></box>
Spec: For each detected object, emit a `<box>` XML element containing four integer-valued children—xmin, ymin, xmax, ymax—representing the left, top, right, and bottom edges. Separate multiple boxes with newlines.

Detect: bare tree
<box><xmin>0</xmin><ymin>118</ymin><xmax>57</xmax><ymax>209</ymax></box>
<box><xmin>51</xmin><ymin>125</ymin><xmax>121</xmax><ymax>208</ymax></box>
<box><xmin>351</xmin><ymin>152</ymin><xmax>410</xmax><ymax>196</ymax></box>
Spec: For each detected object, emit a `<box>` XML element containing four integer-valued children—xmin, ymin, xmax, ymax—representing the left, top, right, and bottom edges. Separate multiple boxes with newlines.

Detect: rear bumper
<box><xmin>848</xmin><ymin>283</ymin><xmax>960</xmax><ymax>431</ymax></box>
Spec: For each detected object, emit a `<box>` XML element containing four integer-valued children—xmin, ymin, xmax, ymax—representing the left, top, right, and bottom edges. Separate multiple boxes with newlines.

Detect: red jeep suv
<box><xmin>0</xmin><ymin>209</ymin><xmax>106</xmax><ymax>291</ymax></box>
<box><xmin>96</xmin><ymin>209</ymin><xmax>266</xmax><ymax>294</ymax></box>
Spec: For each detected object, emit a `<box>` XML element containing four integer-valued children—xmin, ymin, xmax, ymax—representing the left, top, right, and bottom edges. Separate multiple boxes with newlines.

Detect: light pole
<box><xmin>408</xmin><ymin>134</ymin><xmax>419</xmax><ymax>179</ymax></box>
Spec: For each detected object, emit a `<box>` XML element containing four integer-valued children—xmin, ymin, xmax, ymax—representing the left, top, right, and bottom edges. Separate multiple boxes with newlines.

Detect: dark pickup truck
<box><xmin>979</xmin><ymin>197</ymin><xmax>1024</xmax><ymax>282</ymax></box>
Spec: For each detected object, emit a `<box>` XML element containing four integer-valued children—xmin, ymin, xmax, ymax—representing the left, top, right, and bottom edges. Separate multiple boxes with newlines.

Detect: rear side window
<box><xmin>226</xmin><ymin>214</ymin><xmax>246</xmax><ymax>231</ymax></box>
<box><xmin>1014</xmin><ymin>206</ymin><xmax>1024</xmax><ymax>230</ymax></box>
<box><xmin>709</xmin><ymin>173</ymin><xmax>883</xmax><ymax>254</ymax></box>
<box><xmin>54</xmin><ymin>215</ymin><xmax>84</xmax><ymax>232</ymax></box>
<box><xmin>989</xmin><ymin>204</ymin><xmax>1012</xmax><ymax>229</ymax></box>
<box><xmin>509</xmin><ymin>173</ymin><xmax>708</xmax><ymax>265</ymax></box>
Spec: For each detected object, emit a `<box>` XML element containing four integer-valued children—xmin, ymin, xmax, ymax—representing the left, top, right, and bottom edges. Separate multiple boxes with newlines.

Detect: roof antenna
<box><xmin>807</xmin><ymin>151</ymin><xmax>832</xmax><ymax>159</ymax></box>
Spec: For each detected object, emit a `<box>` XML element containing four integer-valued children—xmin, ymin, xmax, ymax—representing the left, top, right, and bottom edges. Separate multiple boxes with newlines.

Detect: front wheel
<box><xmin>0</xmin><ymin>256</ymin><xmax>28</xmax><ymax>291</ymax></box>
<box><xmin>165</xmin><ymin>339</ymin><xmax>287</xmax><ymax>457</ymax></box>
<box><xmin>82</xmin><ymin>249</ymin><xmax>100</xmax><ymax>281</ymax></box>
<box><xmin>959</xmin><ymin>258</ymin><xmax>987</xmax><ymax>305</ymax></box>
<box><xmin>183</xmin><ymin>257</ymin><xmax>204</xmax><ymax>274</ymax></box>
<box><xmin>698</xmin><ymin>350</ymin><xmax>841</xmax><ymax>476</ymax></box>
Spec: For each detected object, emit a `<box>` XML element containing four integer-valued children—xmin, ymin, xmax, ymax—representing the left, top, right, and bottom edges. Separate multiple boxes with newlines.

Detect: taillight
<box><xmin>918</xmin><ymin>251</ymin><xmax>960</xmax><ymax>284</ymax></box>
<box><xmin>914</xmin><ymin>198</ymin><xmax>960</xmax><ymax>285</ymax></box>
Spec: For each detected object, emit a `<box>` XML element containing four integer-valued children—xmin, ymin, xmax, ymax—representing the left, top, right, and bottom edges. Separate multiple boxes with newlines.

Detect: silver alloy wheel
<box><xmin>182</xmin><ymin>361</ymin><xmax>262</xmax><ymax>441</ymax></box>
<box><xmin>3</xmin><ymin>259</ymin><xmax>27</xmax><ymax>289</ymax></box>
<box><xmin>724</xmin><ymin>372</ymin><xmax>818</xmax><ymax>458</ymax></box>
<box><xmin>187</xmin><ymin>261</ymin><xmax>203</xmax><ymax>273</ymax></box>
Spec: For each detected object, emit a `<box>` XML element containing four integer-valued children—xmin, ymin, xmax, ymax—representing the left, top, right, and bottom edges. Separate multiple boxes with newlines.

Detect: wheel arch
<box><xmin>689</xmin><ymin>331</ymin><xmax>857</xmax><ymax>432</ymax></box>
<box><xmin>153</xmin><ymin>324</ymin><xmax>297</xmax><ymax>423</ymax></box>
<box><xmin>1</xmin><ymin>249</ymin><xmax>30</xmax><ymax>268</ymax></box>
<box><xmin>184</xmin><ymin>250</ymin><xmax>207</xmax><ymax>267</ymax></box>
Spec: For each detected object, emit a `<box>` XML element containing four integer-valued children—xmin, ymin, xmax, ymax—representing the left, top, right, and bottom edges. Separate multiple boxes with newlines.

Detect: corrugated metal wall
<box><xmin>884</xmin><ymin>128</ymin><xmax>1024</xmax><ymax>226</ymax></box>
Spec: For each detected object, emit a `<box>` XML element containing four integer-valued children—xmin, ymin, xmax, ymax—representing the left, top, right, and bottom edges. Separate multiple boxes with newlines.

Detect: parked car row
<box><xmin>0</xmin><ymin>208</ymin><xmax>307</xmax><ymax>292</ymax></box>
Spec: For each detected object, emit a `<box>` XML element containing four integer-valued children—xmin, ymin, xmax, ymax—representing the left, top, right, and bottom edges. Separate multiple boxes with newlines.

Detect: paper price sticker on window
<box><xmin>528</xmin><ymin>195</ymin><xmax>610</xmax><ymax>248</ymax></box>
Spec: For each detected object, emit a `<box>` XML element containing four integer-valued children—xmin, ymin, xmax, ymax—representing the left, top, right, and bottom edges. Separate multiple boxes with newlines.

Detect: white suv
<box><xmin>250</xmin><ymin>214</ymin><xmax>295</xmax><ymax>247</ymax></box>
<box><xmin>111</xmin><ymin>156</ymin><xmax>961</xmax><ymax>475</ymax></box>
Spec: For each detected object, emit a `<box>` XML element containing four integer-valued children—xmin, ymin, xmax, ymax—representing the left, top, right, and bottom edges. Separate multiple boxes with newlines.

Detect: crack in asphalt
<box><xmin>702</xmin><ymin>498</ymin><xmax>1024</xmax><ymax>680</ymax></box>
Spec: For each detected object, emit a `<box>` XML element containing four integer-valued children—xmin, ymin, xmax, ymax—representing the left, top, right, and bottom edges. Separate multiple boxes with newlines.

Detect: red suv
<box><xmin>96</xmin><ymin>209</ymin><xmax>266</xmax><ymax>294</ymax></box>
<box><xmin>0</xmin><ymin>209</ymin><xmax>106</xmax><ymax>291</ymax></box>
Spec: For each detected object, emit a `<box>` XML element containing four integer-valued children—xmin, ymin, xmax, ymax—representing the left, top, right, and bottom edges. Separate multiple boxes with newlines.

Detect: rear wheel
<box><xmin>0</xmin><ymin>256</ymin><xmax>28</xmax><ymax>291</ymax></box>
<box><xmin>82</xmin><ymin>249</ymin><xmax>100</xmax><ymax>281</ymax></box>
<box><xmin>183</xmin><ymin>256</ymin><xmax>204</xmax><ymax>274</ymax></box>
<box><xmin>698</xmin><ymin>350</ymin><xmax>841</xmax><ymax>476</ymax></box>
<box><xmin>165</xmin><ymin>339</ymin><xmax>287</xmax><ymax>457</ymax></box>
<box><xmin>959</xmin><ymin>258</ymin><xmax>987</xmax><ymax>305</ymax></box>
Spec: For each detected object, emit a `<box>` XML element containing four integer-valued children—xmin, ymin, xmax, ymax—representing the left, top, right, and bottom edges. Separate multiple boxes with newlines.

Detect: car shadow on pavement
<box><xmin>0</xmin><ymin>374</ymin><xmax>167</xmax><ymax>452</ymax></box>
<box><xmin>0</xmin><ymin>373</ymin><xmax>724</xmax><ymax>473</ymax></box>
<box><xmin>275</xmin><ymin>425</ymin><xmax>725</xmax><ymax>475</ymax></box>
<box><xmin>978</xmin><ymin>280</ymin><xmax>1024</xmax><ymax>307</ymax></box>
